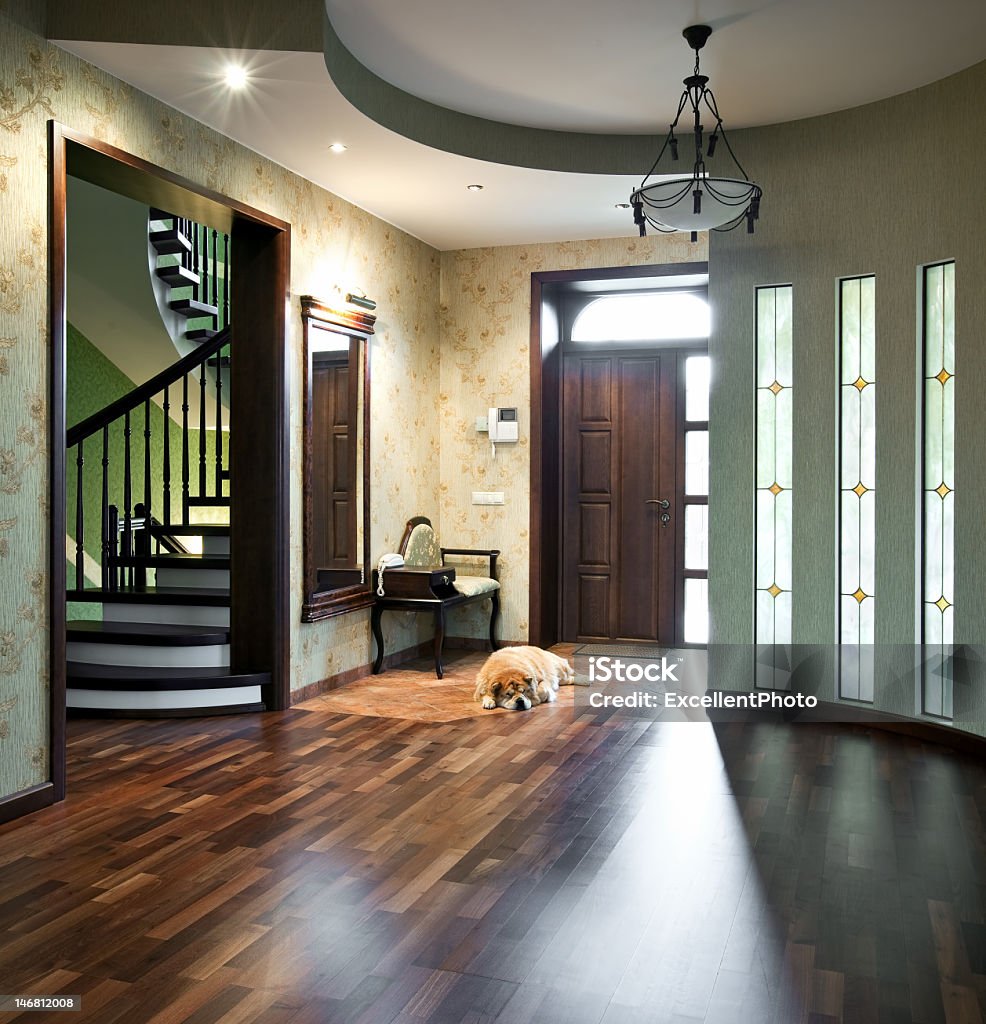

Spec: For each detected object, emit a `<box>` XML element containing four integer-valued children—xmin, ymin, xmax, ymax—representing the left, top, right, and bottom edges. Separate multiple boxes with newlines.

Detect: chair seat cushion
<box><xmin>453</xmin><ymin>575</ymin><xmax>500</xmax><ymax>598</ymax></box>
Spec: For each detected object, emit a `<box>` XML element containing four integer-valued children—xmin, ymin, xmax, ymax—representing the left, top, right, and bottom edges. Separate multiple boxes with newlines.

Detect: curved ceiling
<box><xmin>325</xmin><ymin>0</ymin><xmax>986</xmax><ymax>133</ymax></box>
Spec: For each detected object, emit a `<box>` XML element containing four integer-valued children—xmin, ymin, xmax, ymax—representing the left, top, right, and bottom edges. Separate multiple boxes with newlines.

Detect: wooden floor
<box><xmin>2</xmin><ymin>649</ymin><xmax>986</xmax><ymax>1023</ymax></box>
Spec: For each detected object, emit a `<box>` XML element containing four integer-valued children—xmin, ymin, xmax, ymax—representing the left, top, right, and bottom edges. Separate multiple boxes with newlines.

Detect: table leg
<box><xmin>434</xmin><ymin>605</ymin><xmax>446</xmax><ymax>679</ymax></box>
<box><xmin>371</xmin><ymin>603</ymin><xmax>385</xmax><ymax>674</ymax></box>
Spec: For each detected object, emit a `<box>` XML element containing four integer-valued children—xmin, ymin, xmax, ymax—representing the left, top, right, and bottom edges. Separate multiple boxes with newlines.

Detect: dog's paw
<box><xmin>481</xmin><ymin>695</ymin><xmax>497</xmax><ymax>709</ymax></box>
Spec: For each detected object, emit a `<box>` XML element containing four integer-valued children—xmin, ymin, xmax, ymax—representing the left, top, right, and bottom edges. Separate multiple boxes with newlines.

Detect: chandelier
<box><xmin>631</xmin><ymin>25</ymin><xmax>762</xmax><ymax>241</ymax></box>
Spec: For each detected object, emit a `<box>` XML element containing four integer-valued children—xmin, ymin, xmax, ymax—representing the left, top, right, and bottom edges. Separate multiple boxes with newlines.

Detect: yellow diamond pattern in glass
<box><xmin>935</xmin><ymin>595</ymin><xmax>951</xmax><ymax>613</ymax></box>
<box><xmin>768</xmin><ymin>380</ymin><xmax>783</xmax><ymax>395</ymax></box>
<box><xmin>769</xmin><ymin>482</ymin><xmax>783</xmax><ymax>496</ymax></box>
<box><xmin>853</xmin><ymin>376</ymin><xmax>869</xmax><ymax>391</ymax></box>
<box><xmin>852</xmin><ymin>482</ymin><xmax>868</xmax><ymax>498</ymax></box>
<box><xmin>935</xmin><ymin>368</ymin><xmax>952</xmax><ymax>386</ymax></box>
<box><xmin>853</xmin><ymin>588</ymin><xmax>867</xmax><ymax>604</ymax></box>
<box><xmin>767</xmin><ymin>583</ymin><xmax>782</xmax><ymax>598</ymax></box>
<box><xmin>935</xmin><ymin>482</ymin><xmax>951</xmax><ymax>499</ymax></box>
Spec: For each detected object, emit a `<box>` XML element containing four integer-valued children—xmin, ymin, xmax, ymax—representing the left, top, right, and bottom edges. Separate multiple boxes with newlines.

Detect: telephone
<box><xmin>376</xmin><ymin>553</ymin><xmax>404</xmax><ymax>596</ymax></box>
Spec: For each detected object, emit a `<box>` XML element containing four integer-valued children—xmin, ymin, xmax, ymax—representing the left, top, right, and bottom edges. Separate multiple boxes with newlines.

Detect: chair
<box><xmin>370</xmin><ymin>516</ymin><xmax>501</xmax><ymax>678</ymax></box>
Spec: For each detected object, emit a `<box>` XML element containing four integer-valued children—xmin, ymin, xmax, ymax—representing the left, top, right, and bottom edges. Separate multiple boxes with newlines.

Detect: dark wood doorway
<box><xmin>561</xmin><ymin>348</ymin><xmax>678</xmax><ymax>642</ymax></box>
<box><xmin>529</xmin><ymin>262</ymin><xmax>710</xmax><ymax>649</ymax></box>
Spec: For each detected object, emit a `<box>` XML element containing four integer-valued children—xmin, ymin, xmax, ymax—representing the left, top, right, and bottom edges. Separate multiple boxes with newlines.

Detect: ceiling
<box><xmin>56</xmin><ymin>0</ymin><xmax>986</xmax><ymax>251</ymax></box>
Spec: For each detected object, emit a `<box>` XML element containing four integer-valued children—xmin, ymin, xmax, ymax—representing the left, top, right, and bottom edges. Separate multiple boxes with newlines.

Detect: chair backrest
<box><xmin>400</xmin><ymin>517</ymin><xmax>442</xmax><ymax>567</ymax></box>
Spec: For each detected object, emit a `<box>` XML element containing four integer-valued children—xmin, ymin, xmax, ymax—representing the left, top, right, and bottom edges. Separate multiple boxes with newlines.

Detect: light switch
<box><xmin>472</xmin><ymin>491</ymin><xmax>505</xmax><ymax>505</ymax></box>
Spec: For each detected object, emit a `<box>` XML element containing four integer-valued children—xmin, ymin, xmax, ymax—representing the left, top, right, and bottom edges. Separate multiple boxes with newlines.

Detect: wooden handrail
<box><xmin>67</xmin><ymin>326</ymin><xmax>231</xmax><ymax>448</ymax></box>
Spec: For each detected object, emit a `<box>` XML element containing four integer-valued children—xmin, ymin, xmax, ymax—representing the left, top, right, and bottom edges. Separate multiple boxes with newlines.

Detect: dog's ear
<box><xmin>490</xmin><ymin>680</ymin><xmax>503</xmax><ymax>695</ymax></box>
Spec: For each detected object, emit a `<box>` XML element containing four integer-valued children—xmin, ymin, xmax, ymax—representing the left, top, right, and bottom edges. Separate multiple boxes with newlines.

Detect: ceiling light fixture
<box><xmin>224</xmin><ymin>64</ymin><xmax>249</xmax><ymax>90</ymax></box>
<box><xmin>630</xmin><ymin>25</ymin><xmax>762</xmax><ymax>242</ymax></box>
<box><xmin>329</xmin><ymin>142</ymin><xmax>348</xmax><ymax>153</ymax></box>
<box><xmin>466</xmin><ymin>184</ymin><xmax>484</xmax><ymax>192</ymax></box>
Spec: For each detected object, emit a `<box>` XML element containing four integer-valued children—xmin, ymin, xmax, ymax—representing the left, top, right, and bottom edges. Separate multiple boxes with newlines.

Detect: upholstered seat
<box><xmin>370</xmin><ymin>516</ymin><xmax>501</xmax><ymax>678</ymax></box>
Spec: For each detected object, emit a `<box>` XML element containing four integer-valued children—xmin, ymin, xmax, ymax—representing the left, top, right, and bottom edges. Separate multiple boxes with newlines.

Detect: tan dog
<box><xmin>474</xmin><ymin>646</ymin><xmax>575</xmax><ymax>711</ymax></box>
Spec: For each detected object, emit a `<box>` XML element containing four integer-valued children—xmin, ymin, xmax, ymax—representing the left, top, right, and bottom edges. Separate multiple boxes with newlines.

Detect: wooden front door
<box><xmin>561</xmin><ymin>349</ymin><xmax>680</xmax><ymax>643</ymax></box>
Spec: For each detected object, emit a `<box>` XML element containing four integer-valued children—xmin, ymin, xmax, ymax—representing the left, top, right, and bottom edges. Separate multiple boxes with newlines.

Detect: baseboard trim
<box><xmin>0</xmin><ymin>782</ymin><xmax>55</xmax><ymax>827</ymax></box>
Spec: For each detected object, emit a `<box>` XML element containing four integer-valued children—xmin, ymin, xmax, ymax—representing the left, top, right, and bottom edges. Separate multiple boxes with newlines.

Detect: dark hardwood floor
<box><xmin>2</xmin><ymin>651</ymin><xmax>986</xmax><ymax>1023</ymax></box>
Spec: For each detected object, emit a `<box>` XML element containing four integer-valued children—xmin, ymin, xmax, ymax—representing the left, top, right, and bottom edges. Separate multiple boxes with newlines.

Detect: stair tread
<box><xmin>187</xmin><ymin>328</ymin><xmax>219</xmax><ymax>342</ymax></box>
<box><xmin>150</xmin><ymin>228</ymin><xmax>191</xmax><ymax>255</ymax></box>
<box><xmin>66</xmin><ymin>620</ymin><xmax>230</xmax><ymax>645</ymax></box>
<box><xmin>154</xmin><ymin>524</ymin><xmax>230</xmax><ymax>536</ymax></box>
<box><xmin>156</xmin><ymin>265</ymin><xmax>200</xmax><ymax>287</ymax></box>
<box><xmin>171</xmin><ymin>298</ymin><xmax>219</xmax><ymax>318</ymax></box>
<box><xmin>68</xmin><ymin>585</ymin><xmax>229</xmax><ymax>606</ymax></box>
<box><xmin>112</xmin><ymin>553</ymin><xmax>228</xmax><ymax>568</ymax></box>
<box><xmin>67</xmin><ymin>662</ymin><xmax>268</xmax><ymax>691</ymax></box>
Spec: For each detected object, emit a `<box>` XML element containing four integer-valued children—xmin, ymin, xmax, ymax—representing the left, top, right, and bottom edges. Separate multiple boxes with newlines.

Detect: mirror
<box><xmin>300</xmin><ymin>294</ymin><xmax>373</xmax><ymax>621</ymax></box>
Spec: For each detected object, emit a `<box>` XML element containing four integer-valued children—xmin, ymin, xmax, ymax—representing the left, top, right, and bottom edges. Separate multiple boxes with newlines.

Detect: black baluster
<box><xmin>101</xmin><ymin>426</ymin><xmax>110</xmax><ymax>590</ymax></box>
<box><xmin>143</xmin><ymin>398</ymin><xmax>152</xmax><ymax>520</ymax></box>
<box><xmin>163</xmin><ymin>385</ymin><xmax>171</xmax><ymax>526</ymax></box>
<box><xmin>134</xmin><ymin>501</ymin><xmax>148</xmax><ymax>590</ymax></box>
<box><xmin>192</xmin><ymin>221</ymin><xmax>200</xmax><ymax>302</ymax></box>
<box><xmin>182</xmin><ymin>374</ymin><xmax>190</xmax><ymax>524</ymax></box>
<box><xmin>211</xmin><ymin>228</ymin><xmax>219</xmax><ymax>330</ymax></box>
<box><xmin>123</xmin><ymin>411</ymin><xmax>132</xmax><ymax>588</ymax></box>
<box><xmin>215</xmin><ymin>356</ymin><xmax>223</xmax><ymax>499</ymax></box>
<box><xmin>199</xmin><ymin>366</ymin><xmax>207</xmax><ymax>496</ymax></box>
<box><xmin>75</xmin><ymin>441</ymin><xmax>84</xmax><ymax>591</ymax></box>
<box><xmin>222</xmin><ymin>233</ymin><xmax>230</xmax><ymax>330</ymax></box>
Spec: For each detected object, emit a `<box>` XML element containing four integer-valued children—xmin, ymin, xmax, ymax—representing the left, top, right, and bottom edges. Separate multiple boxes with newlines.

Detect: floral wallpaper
<box><xmin>437</xmin><ymin>235</ymin><xmax>708</xmax><ymax>642</ymax></box>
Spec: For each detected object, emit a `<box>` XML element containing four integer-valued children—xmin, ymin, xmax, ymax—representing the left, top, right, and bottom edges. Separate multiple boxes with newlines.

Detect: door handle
<box><xmin>646</xmin><ymin>498</ymin><xmax>672</xmax><ymax>527</ymax></box>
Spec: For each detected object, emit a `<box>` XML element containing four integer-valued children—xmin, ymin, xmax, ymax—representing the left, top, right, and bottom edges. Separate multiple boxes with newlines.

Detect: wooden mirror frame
<box><xmin>300</xmin><ymin>294</ymin><xmax>374</xmax><ymax>621</ymax></box>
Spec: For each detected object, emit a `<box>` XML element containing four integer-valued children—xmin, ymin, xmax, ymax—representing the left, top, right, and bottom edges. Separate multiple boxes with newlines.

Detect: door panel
<box><xmin>562</xmin><ymin>349</ymin><xmax>680</xmax><ymax>644</ymax></box>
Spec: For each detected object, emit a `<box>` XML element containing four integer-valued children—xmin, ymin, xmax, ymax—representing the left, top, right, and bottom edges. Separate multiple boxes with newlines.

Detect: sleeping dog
<box><xmin>474</xmin><ymin>646</ymin><xmax>575</xmax><ymax>711</ymax></box>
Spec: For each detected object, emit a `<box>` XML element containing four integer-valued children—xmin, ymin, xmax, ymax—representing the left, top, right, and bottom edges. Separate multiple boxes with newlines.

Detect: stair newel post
<box><xmin>75</xmin><ymin>440</ymin><xmax>84</xmax><ymax>591</ymax></box>
<box><xmin>222</xmin><ymin>233</ymin><xmax>230</xmax><ymax>331</ymax></box>
<box><xmin>215</xmin><ymin>362</ymin><xmax>223</xmax><ymax>500</ymax></box>
<box><xmin>211</xmin><ymin>228</ymin><xmax>219</xmax><ymax>330</ymax></box>
<box><xmin>182</xmin><ymin>374</ymin><xmax>190</xmax><ymax>525</ymax></box>
<box><xmin>107</xmin><ymin>504</ymin><xmax>119</xmax><ymax>592</ymax></box>
<box><xmin>163</xmin><ymin>384</ymin><xmax>171</xmax><ymax>527</ymax></box>
<box><xmin>134</xmin><ymin>501</ymin><xmax>149</xmax><ymax>589</ymax></box>
<box><xmin>123</xmin><ymin>410</ymin><xmax>133</xmax><ymax>588</ymax></box>
<box><xmin>101</xmin><ymin>426</ymin><xmax>110</xmax><ymax>590</ymax></box>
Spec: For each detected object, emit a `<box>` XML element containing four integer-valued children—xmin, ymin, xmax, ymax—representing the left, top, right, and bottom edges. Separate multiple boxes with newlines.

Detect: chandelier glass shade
<box><xmin>631</xmin><ymin>25</ymin><xmax>762</xmax><ymax>240</ymax></box>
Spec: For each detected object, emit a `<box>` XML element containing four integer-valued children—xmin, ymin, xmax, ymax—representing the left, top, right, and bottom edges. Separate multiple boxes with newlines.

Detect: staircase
<box><xmin>66</xmin><ymin>212</ymin><xmax>267</xmax><ymax>717</ymax></box>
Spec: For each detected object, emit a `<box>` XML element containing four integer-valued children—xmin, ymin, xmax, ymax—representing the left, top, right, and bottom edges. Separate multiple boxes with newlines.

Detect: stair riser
<box><xmin>68</xmin><ymin>685</ymin><xmax>262</xmax><ymax>711</ymax></box>
<box><xmin>66</xmin><ymin>641</ymin><xmax>230</xmax><ymax>669</ymax></box>
<box><xmin>156</xmin><ymin>567</ymin><xmax>230</xmax><ymax>589</ymax></box>
<box><xmin>203</xmin><ymin>536</ymin><xmax>230</xmax><ymax>556</ymax></box>
<box><xmin>103</xmin><ymin>604</ymin><xmax>230</xmax><ymax>627</ymax></box>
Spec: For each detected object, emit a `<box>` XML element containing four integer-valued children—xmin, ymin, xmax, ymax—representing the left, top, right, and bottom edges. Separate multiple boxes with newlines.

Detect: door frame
<box><xmin>43</xmin><ymin>123</ymin><xmax>291</xmax><ymax>811</ymax></box>
<box><xmin>529</xmin><ymin>261</ymin><xmax>709</xmax><ymax>647</ymax></box>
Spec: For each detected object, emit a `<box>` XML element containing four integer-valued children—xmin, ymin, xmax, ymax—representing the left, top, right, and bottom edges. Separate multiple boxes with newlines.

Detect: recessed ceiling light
<box><xmin>224</xmin><ymin>65</ymin><xmax>249</xmax><ymax>90</ymax></box>
<box><xmin>466</xmin><ymin>184</ymin><xmax>484</xmax><ymax>192</ymax></box>
<box><xmin>615</xmin><ymin>203</ymin><xmax>631</xmax><ymax>209</ymax></box>
<box><xmin>329</xmin><ymin>143</ymin><xmax>348</xmax><ymax>154</ymax></box>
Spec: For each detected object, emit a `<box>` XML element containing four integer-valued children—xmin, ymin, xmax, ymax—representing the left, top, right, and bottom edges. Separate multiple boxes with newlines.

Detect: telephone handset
<box><xmin>376</xmin><ymin>553</ymin><xmax>404</xmax><ymax>596</ymax></box>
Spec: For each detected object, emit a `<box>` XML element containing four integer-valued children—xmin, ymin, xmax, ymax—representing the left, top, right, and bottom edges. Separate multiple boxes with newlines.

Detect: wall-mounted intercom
<box><xmin>488</xmin><ymin>407</ymin><xmax>519</xmax><ymax>443</ymax></box>
<box><xmin>485</xmin><ymin>406</ymin><xmax>518</xmax><ymax>458</ymax></box>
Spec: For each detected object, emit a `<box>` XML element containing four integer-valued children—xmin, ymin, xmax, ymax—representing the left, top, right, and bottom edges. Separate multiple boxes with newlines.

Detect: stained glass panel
<box><xmin>755</xmin><ymin>285</ymin><xmax>793</xmax><ymax>684</ymax></box>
